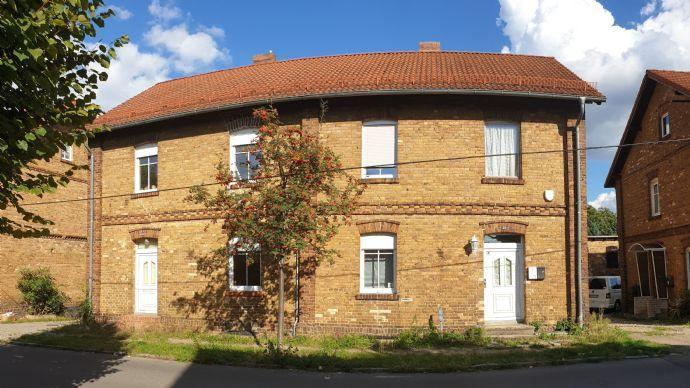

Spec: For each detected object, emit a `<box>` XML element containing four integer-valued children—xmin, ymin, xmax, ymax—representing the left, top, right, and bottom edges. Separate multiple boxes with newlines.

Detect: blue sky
<box><xmin>95</xmin><ymin>0</ymin><xmax>690</xmax><ymax>209</ymax></box>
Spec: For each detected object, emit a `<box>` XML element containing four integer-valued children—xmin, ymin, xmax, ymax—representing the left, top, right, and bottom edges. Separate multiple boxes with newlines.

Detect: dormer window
<box><xmin>660</xmin><ymin>113</ymin><xmax>670</xmax><ymax>138</ymax></box>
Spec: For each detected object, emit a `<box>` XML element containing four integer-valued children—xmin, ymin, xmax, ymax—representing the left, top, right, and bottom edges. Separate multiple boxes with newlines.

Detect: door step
<box><xmin>483</xmin><ymin>323</ymin><xmax>535</xmax><ymax>338</ymax></box>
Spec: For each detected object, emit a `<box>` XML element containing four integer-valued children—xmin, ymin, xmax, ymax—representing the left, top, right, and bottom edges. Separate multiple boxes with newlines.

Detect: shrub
<box><xmin>16</xmin><ymin>268</ymin><xmax>67</xmax><ymax>315</ymax></box>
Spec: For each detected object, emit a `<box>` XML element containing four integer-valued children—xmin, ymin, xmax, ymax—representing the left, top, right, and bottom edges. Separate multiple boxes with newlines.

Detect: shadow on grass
<box><xmin>5</xmin><ymin>323</ymin><xmax>128</xmax><ymax>386</ymax></box>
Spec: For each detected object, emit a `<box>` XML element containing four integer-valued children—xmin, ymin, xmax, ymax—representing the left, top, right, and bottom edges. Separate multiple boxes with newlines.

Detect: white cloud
<box><xmin>109</xmin><ymin>5</ymin><xmax>133</xmax><ymax>20</ymax></box>
<box><xmin>95</xmin><ymin>43</ymin><xmax>170</xmax><ymax>110</ymax></box>
<box><xmin>144</xmin><ymin>23</ymin><xmax>229</xmax><ymax>74</ymax></box>
<box><xmin>498</xmin><ymin>0</ymin><xmax>690</xmax><ymax>163</ymax></box>
<box><xmin>588</xmin><ymin>190</ymin><xmax>617</xmax><ymax>211</ymax></box>
<box><xmin>148</xmin><ymin>0</ymin><xmax>181</xmax><ymax>22</ymax></box>
<box><xmin>94</xmin><ymin>1</ymin><xmax>229</xmax><ymax>111</ymax></box>
<box><xmin>641</xmin><ymin>0</ymin><xmax>658</xmax><ymax>16</ymax></box>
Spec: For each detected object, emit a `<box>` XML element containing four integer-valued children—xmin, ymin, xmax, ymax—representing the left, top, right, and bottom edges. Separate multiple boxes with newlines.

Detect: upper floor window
<box><xmin>134</xmin><ymin>143</ymin><xmax>158</xmax><ymax>193</ymax></box>
<box><xmin>660</xmin><ymin>113</ymin><xmax>670</xmax><ymax>138</ymax></box>
<box><xmin>230</xmin><ymin>128</ymin><xmax>261</xmax><ymax>181</ymax></box>
<box><xmin>60</xmin><ymin>145</ymin><xmax>73</xmax><ymax>162</ymax></box>
<box><xmin>361</xmin><ymin>121</ymin><xmax>397</xmax><ymax>179</ymax></box>
<box><xmin>360</xmin><ymin>234</ymin><xmax>396</xmax><ymax>294</ymax></box>
<box><xmin>229</xmin><ymin>249</ymin><xmax>261</xmax><ymax>291</ymax></box>
<box><xmin>484</xmin><ymin>122</ymin><xmax>520</xmax><ymax>178</ymax></box>
<box><xmin>650</xmin><ymin>177</ymin><xmax>660</xmax><ymax>217</ymax></box>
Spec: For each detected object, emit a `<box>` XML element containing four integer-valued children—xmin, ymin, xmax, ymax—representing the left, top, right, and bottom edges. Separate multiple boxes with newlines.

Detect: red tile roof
<box><xmin>95</xmin><ymin>51</ymin><xmax>605</xmax><ymax>128</ymax></box>
<box><xmin>647</xmin><ymin>69</ymin><xmax>690</xmax><ymax>96</ymax></box>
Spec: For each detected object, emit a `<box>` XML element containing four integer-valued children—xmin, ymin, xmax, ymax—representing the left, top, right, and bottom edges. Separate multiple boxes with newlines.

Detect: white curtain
<box><xmin>485</xmin><ymin>122</ymin><xmax>520</xmax><ymax>177</ymax></box>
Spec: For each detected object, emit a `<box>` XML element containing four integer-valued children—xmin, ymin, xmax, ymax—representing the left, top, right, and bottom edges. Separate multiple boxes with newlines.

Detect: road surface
<box><xmin>1</xmin><ymin>344</ymin><xmax>690</xmax><ymax>387</ymax></box>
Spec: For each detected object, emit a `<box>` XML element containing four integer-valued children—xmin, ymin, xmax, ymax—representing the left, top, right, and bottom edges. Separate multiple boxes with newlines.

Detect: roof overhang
<box><xmin>98</xmin><ymin>88</ymin><xmax>606</xmax><ymax>131</ymax></box>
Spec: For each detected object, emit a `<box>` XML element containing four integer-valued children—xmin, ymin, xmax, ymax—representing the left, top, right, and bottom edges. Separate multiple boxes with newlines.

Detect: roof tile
<box><xmin>95</xmin><ymin>51</ymin><xmax>604</xmax><ymax>128</ymax></box>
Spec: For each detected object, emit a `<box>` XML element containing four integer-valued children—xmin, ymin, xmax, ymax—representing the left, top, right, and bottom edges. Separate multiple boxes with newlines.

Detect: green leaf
<box><xmin>25</xmin><ymin>133</ymin><xmax>36</xmax><ymax>141</ymax></box>
<box><xmin>16</xmin><ymin>140</ymin><xmax>28</xmax><ymax>151</ymax></box>
<box><xmin>27</xmin><ymin>48</ymin><xmax>43</xmax><ymax>60</ymax></box>
<box><xmin>35</xmin><ymin>127</ymin><xmax>47</xmax><ymax>137</ymax></box>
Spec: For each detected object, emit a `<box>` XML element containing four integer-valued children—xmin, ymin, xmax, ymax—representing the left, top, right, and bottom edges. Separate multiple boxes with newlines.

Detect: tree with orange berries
<box><xmin>187</xmin><ymin>107</ymin><xmax>363</xmax><ymax>349</ymax></box>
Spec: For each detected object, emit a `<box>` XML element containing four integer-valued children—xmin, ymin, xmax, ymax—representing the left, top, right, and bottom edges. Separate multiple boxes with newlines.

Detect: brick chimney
<box><xmin>252</xmin><ymin>51</ymin><xmax>276</xmax><ymax>64</ymax></box>
<box><xmin>418</xmin><ymin>41</ymin><xmax>441</xmax><ymax>52</ymax></box>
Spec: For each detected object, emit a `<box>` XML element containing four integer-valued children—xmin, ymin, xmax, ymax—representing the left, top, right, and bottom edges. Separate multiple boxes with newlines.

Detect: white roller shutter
<box><xmin>361</xmin><ymin>122</ymin><xmax>396</xmax><ymax>170</ymax></box>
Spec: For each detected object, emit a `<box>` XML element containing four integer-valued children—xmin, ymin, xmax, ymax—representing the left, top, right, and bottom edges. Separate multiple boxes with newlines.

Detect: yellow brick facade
<box><xmin>92</xmin><ymin>95</ymin><xmax>588</xmax><ymax>333</ymax></box>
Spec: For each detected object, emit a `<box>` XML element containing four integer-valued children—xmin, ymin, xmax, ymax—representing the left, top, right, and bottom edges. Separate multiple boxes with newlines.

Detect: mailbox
<box><xmin>527</xmin><ymin>266</ymin><xmax>545</xmax><ymax>280</ymax></box>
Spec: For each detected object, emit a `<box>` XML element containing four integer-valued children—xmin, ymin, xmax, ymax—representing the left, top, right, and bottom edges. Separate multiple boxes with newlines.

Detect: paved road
<box><xmin>1</xmin><ymin>345</ymin><xmax>690</xmax><ymax>388</ymax></box>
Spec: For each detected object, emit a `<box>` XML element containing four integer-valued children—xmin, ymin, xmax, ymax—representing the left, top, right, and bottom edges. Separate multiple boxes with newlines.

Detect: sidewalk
<box><xmin>0</xmin><ymin>320</ymin><xmax>74</xmax><ymax>342</ymax></box>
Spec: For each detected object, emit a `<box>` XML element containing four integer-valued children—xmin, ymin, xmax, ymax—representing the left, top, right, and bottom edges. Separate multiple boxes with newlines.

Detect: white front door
<box><xmin>135</xmin><ymin>246</ymin><xmax>157</xmax><ymax>314</ymax></box>
<box><xmin>484</xmin><ymin>243</ymin><xmax>524</xmax><ymax>322</ymax></box>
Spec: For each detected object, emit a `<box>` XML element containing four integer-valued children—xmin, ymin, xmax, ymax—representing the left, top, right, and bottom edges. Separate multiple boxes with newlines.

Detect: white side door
<box><xmin>135</xmin><ymin>246</ymin><xmax>157</xmax><ymax>314</ymax></box>
<box><xmin>484</xmin><ymin>244</ymin><xmax>523</xmax><ymax>322</ymax></box>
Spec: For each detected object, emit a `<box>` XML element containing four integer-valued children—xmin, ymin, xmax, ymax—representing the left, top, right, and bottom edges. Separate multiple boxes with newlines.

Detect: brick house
<box><xmin>587</xmin><ymin>236</ymin><xmax>620</xmax><ymax>277</ymax></box>
<box><xmin>605</xmin><ymin>70</ymin><xmax>690</xmax><ymax>317</ymax></box>
<box><xmin>0</xmin><ymin>146</ymin><xmax>89</xmax><ymax>312</ymax></box>
<box><xmin>91</xmin><ymin>44</ymin><xmax>604</xmax><ymax>334</ymax></box>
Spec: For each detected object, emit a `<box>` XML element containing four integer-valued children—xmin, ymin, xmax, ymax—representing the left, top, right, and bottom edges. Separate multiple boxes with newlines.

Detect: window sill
<box><xmin>359</xmin><ymin>177</ymin><xmax>399</xmax><ymax>184</ymax></box>
<box><xmin>60</xmin><ymin>159</ymin><xmax>75</xmax><ymax>166</ymax></box>
<box><xmin>355</xmin><ymin>293</ymin><xmax>399</xmax><ymax>301</ymax></box>
<box><xmin>131</xmin><ymin>191</ymin><xmax>159</xmax><ymax>199</ymax></box>
<box><xmin>227</xmin><ymin>290</ymin><xmax>264</xmax><ymax>297</ymax></box>
<box><xmin>481</xmin><ymin>176</ymin><xmax>524</xmax><ymax>185</ymax></box>
<box><xmin>649</xmin><ymin>214</ymin><xmax>661</xmax><ymax>220</ymax></box>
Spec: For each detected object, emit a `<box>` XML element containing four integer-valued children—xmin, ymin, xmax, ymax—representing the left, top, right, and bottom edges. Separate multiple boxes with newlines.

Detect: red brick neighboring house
<box><xmin>605</xmin><ymin>70</ymin><xmax>690</xmax><ymax>318</ymax></box>
<box><xmin>91</xmin><ymin>44</ymin><xmax>604</xmax><ymax>334</ymax></box>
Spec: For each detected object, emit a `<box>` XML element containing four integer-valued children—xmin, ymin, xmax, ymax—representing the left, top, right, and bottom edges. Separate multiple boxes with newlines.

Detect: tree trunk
<box><xmin>277</xmin><ymin>255</ymin><xmax>285</xmax><ymax>349</ymax></box>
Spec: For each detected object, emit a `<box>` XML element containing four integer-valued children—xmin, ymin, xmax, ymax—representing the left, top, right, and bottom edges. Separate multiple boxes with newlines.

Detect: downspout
<box><xmin>86</xmin><ymin>144</ymin><xmax>95</xmax><ymax>304</ymax></box>
<box><xmin>573</xmin><ymin>96</ymin><xmax>586</xmax><ymax>325</ymax></box>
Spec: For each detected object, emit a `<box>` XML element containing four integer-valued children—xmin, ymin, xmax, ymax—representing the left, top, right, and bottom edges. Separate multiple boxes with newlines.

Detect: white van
<box><xmin>589</xmin><ymin>276</ymin><xmax>622</xmax><ymax>311</ymax></box>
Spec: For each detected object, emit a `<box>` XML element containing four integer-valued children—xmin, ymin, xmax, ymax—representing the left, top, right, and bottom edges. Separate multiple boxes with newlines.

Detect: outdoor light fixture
<box><xmin>470</xmin><ymin>235</ymin><xmax>479</xmax><ymax>254</ymax></box>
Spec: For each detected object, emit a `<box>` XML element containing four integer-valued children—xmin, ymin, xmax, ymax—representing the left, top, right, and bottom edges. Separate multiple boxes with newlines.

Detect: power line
<box><xmin>19</xmin><ymin>136</ymin><xmax>690</xmax><ymax>207</ymax></box>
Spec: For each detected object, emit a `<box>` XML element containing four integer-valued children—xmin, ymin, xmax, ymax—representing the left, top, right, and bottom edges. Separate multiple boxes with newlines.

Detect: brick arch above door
<box><xmin>129</xmin><ymin>227</ymin><xmax>160</xmax><ymax>241</ymax></box>
<box><xmin>356</xmin><ymin>219</ymin><xmax>400</xmax><ymax>235</ymax></box>
<box><xmin>480</xmin><ymin>221</ymin><xmax>528</xmax><ymax>235</ymax></box>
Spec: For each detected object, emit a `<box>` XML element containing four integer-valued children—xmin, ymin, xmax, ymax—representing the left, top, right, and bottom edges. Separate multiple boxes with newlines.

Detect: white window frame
<box><xmin>134</xmin><ymin>143</ymin><xmax>158</xmax><ymax>194</ymax></box>
<box><xmin>361</xmin><ymin>120</ymin><xmax>397</xmax><ymax>179</ymax></box>
<box><xmin>484</xmin><ymin>121</ymin><xmax>521</xmax><ymax>178</ymax></box>
<box><xmin>230</xmin><ymin>128</ymin><xmax>259</xmax><ymax>181</ymax></box>
<box><xmin>60</xmin><ymin>145</ymin><xmax>73</xmax><ymax>162</ymax></box>
<box><xmin>650</xmin><ymin>177</ymin><xmax>660</xmax><ymax>217</ymax></box>
<box><xmin>359</xmin><ymin>234</ymin><xmax>396</xmax><ymax>294</ymax></box>
<box><xmin>228</xmin><ymin>241</ymin><xmax>261</xmax><ymax>292</ymax></box>
<box><xmin>661</xmin><ymin>113</ymin><xmax>670</xmax><ymax>138</ymax></box>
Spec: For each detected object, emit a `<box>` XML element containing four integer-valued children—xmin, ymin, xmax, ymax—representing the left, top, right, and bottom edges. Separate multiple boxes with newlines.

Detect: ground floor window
<box><xmin>229</xmin><ymin>250</ymin><xmax>261</xmax><ymax>291</ymax></box>
<box><xmin>360</xmin><ymin>234</ymin><xmax>396</xmax><ymax>294</ymax></box>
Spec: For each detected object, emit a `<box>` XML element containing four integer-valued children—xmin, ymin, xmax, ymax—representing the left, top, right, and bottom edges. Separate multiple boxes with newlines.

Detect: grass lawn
<box><xmin>12</xmin><ymin>317</ymin><xmax>669</xmax><ymax>372</ymax></box>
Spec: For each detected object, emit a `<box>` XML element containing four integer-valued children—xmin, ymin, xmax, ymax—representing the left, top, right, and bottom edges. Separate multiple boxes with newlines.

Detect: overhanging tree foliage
<box><xmin>0</xmin><ymin>0</ymin><xmax>127</xmax><ymax>237</ymax></box>
<box><xmin>187</xmin><ymin>107</ymin><xmax>363</xmax><ymax>348</ymax></box>
<box><xmin>587</xmin><ymin>205</ymin><xmax>617</xmax><ymax>236</ymax></box>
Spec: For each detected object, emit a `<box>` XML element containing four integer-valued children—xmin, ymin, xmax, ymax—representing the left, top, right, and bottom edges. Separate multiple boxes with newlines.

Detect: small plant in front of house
<box><xmin>77</xmin><ymin>297</ymin><xmax>95</xmax><ymax>326</ymax></box>
<box><xmin>16</xmin><ymin>268</ymin><xmax>67</xmax><ymax>315</ymax></box>
<box><xmin>530</xmin><ymin>321</ymin><xmax>544</xmax><ymax>333</ymax></box>
<box><xmin>264</xmin><ymin>339</ymin><xmax>298</xmax><ymax>365</ymax></box>
<box><xmin>555</xmin><ymin>318</ymin><xmax>579</xmax><ymax>334</ymax></box>
<box><xmin>669</xmin><ymin>290</ymin><xmax>690</xmax><ymax>320</ymax></box>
